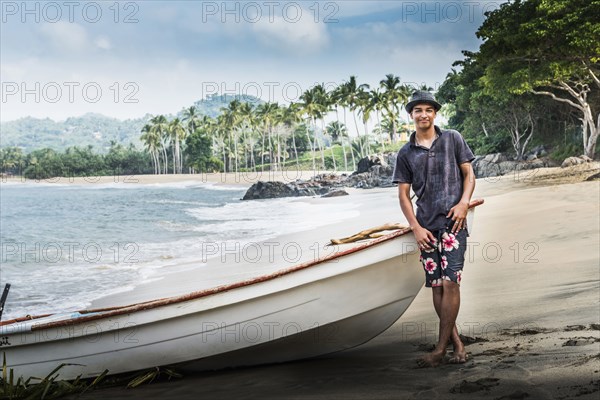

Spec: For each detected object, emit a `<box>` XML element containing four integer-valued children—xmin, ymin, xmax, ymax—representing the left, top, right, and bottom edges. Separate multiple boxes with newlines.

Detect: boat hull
<box><xmin>1</xmin><ymin>233</ymin><xmax>422</xmax><ymax>381</ymax></box>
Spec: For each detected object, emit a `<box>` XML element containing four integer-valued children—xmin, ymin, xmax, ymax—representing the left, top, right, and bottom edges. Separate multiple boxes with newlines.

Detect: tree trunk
<box><xmin>291</xmin><ymin>129</ymin><xmax>299</xmax><ymax>169</ymax></box>
<box><xmin>352</xmin><ymin>111</ymin><xmax>363</xmax><ymax>157</ymax></box>
<box><xmin>267</xmin><ymin>125</ymin><xmax>274</xmax><ymax>172</ymax></box>
<box><xmin>344</xmin><ymin>108</ymin><xmax>355</xmax><ymax>169</ymax></box>
<box><xmin>153</xmin><ymin>150</ymin><xmax>159</xmax><ymax>175</ymax></box>
<box><xmin>305</xmin><ymin>123</ymin><xmax>316</xmax><ymax>174</ymax></box>
<box><xmin>376</xmin><ymin>110</ymin><xmax>384</xmax><ymax>153</ymax></box>
<box><xmin>314</xmin><ymin>119</ymin><xmax>325</xmax><ymax>170</ymax></box>
<box><xmin>533</xmin><ymin>79</ymin><xmax>598</xmax><ymax>158</ymax></box>
<box><xmin>322</xmin><ymin>119</ymin><xmax>336</xmax><ymax>171</ymax></box>
<box><xmin>162</xmin><ymin>146</ymin><xmax>168</xmax><ymax>174</ymax></box>
<box><xmin>261</xmin><ymin>131</ymin><xmax>266</xmax><ymax>172</ymax></box>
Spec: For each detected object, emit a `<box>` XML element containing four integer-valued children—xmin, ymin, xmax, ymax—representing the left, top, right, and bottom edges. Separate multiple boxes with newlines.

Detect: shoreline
<box><xmin>0</xmin><ymin>170</ymin><xmax>354</xmax><ymax>187</ymax></box>
<box><xmin>1</xmin><ymin>161</ymin><xmax>597</xmax><ymax>188</ymax></box>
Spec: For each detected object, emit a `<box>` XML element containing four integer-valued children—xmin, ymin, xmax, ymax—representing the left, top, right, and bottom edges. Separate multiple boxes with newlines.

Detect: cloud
<box><xmin>38</xmin><ymin>22</ymin><xmax>89</xmax><ymax>52</ymax></box>
<box><xmin>251</xmin><ymin>15</ymin><xmax>330</xmax><ymax>55</ymax></box>
<box><xmin>94</xmin><ymin>36</ymin><xmax>112</xmax><ymax>50</ymax></box>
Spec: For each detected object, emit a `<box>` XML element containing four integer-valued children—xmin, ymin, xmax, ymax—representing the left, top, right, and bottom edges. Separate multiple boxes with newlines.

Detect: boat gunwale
<box><xmin>2</xmin><ymin>199</ymin><xmax>484</xmax><ymax>331</ymax></box>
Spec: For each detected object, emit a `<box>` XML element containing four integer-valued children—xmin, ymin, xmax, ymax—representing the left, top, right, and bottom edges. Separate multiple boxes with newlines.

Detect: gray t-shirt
<box><xmin>392</xmin><ymin>126</ymin><xmax>475</xmax><ymax>231</ymax></box>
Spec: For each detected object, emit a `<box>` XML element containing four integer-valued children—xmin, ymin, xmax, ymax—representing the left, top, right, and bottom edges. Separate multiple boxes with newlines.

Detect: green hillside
<box><xmin>0</xmin><ymin>94</ymin><xmax>263</xmax><ymax>153</ymax></box>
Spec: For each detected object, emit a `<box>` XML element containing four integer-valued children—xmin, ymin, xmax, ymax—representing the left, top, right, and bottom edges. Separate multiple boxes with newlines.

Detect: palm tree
<box><xmin>140</xmin><ymin>123</ymin><xmax>161</xmax><ymax>174</ymax></box>
<box><xmin>168</xmin><ymin>118</ymin><xmax>187</xmax><ymax>174</ymax></box>
<box><xmin>221</xmin><ymin>100</ymin><xmax>242</xmax><ymax>174</ymax></box>
<box><xmin>255</xmin><ymin>102</ymin><xmax>280</xmax><ymax>171</ymax></box>
<box><xmin>239</xmin><ymin>102</ymin><xmax>255</xmax><ymax>170</ymax></box>
<box><xmin>325</xmin><ymin>121</ymin><xmax>346</xmax><ymax>143</ymax></box>
<box><xmin>281</xmin><ymin>103</ymin><xmax>304</xmax><ymax>169</ymax></box>
<box><xmin>215</xmin><ymin>114</ymin><xmax>230</xmax><ymax>172</ymax></box>
<box><xmin>326</xmin><ymin>120</ymin><xmax>348</xmax><ymax>164</ymax></box>
<box><xmin>181</xmin><ymin>106</ymin><xmax>201</xmax><ymax>134</ymax></box>
<box><xmin>149</xmin><ymin>115</ymin><xmax>169</xmax><ymax>174</ymax></box>
<box><xmin>379</xmin><ymin>74</ymin><xmax>409</xmax><ymax>144</ymax></box>
<box><xmin>416</xmin><ymin>84</ymin><xmax>434</xmax><ymax>91</ymax></box>
<box><xmin>300</xmin><ymin>85</ymin><xmax>327</xmax><ymax>174</ymax></box>
<box><xmin>332</xmin><ymin>84</ymin><xmax>355</xmax><ymax>170</ymax></box>
<box><xmin>313</xmin><ymin>84</ymin><xmax>334</xmax><ymax>171</ymax></box>
<box><xmin>198</xmin><ymin>115</ymin><xmax>218</xmax><ymax>159</ymax></box>
<box><xmin>341</xmin><ymin>76</ymin><xmax>370</xmax><ymax>158</ymax></box>
<box><xmin>0</xmin><ymin>146</ymin><xmax>24</xmax><ymax>176</ymax></box>
<box><xmin>370</xmin><ymin>89</ymin><xmax>386</xmax><ymax>152</ymax></box>
<box><xmin>398</xmin><ymin>83</ymin><xmax>416</xmax><ymax>139</ymax></box>
<box><xmin>357</xmin><ymin>89</ymin><xmax>375</xmax><ymax>156</ymax></box>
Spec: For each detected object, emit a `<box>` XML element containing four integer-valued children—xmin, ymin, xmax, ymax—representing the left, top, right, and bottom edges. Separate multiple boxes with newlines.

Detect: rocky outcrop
<box><xmin>241</xmin><ymin>181</ymin><xmax>329</xmax><ymax>200</ymax></box>
<box><xmin>561</xmin><ymin>155</ymin><xmax>594</xmax><ymax>168</ymax></box>
<box><xmin>347</xmin><ymin>154</ymin><xmax>396</xmax><ymax>189</ymax></box>
<box><xmin>243</xmin><ymin>155</ymin><xmax>396</xmax><ymax>200</ymax></box>
<box><xmin>243</xmin><ymin>149</ymin><xmax>574</xmax><ymax>200</ymax></box>
<box><xmin>472</xmin><ymin>153</ymin><xmax>558</xmax><ymax>178</ymax></box>
<box><xmin>242</xmin><ymin>181</ymin><xmax>297</xmax><ymax>200</ymax></box>
<box><xmin>242</xmin><ymin>174</ymin><xmax>348</xmax><ymax>200</ymax></box>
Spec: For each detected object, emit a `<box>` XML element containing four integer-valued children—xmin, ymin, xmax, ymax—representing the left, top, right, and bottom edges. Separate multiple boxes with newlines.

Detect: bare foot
<box><xmin>448</xmin><ymin>346</ymin><xmax>469</xmax><ymax>364</ymax></box>
<box><xmin>447</xmin><ymin>336</ymin><xmax>468</xmax><ymax>364</ymax></box>
<box><xmin>416</xmin><ymin>350</ymin><xmax>445</xmax><ymax>368</ymax></box>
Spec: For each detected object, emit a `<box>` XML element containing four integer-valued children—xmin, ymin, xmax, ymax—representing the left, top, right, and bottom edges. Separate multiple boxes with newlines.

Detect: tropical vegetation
<box><xmin>437</xmin><ymin>0</ymin><xmax>599</xmax><ymax>160</ymax></box>
<box><xmin>134</xmin><ymin>74</ymin><xmax>416</xmax><ymax>176</ymax></box>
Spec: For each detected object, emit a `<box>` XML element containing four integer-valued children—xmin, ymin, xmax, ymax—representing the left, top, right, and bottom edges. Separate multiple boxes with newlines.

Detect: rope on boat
<box><xmin>329</xmin><ymin>223</ymin><xmax>408</xmax><ymax>245</ymax></box>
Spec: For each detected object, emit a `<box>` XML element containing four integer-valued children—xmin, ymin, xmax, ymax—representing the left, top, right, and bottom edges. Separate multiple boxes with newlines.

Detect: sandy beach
<box><xmin>51</xmin><ymin>162</ymin><xmax>598</xmax><ymax>399</ymax></box>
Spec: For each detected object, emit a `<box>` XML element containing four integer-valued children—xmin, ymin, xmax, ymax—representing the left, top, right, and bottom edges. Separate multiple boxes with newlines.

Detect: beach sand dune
<box><xmin>65</xmin><ymin>164</ymin><xmax>599</xmax><ymax>399</ymax></box>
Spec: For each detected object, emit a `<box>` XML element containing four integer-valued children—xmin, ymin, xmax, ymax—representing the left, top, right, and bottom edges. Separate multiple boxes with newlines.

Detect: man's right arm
<box><xmin>398</xmin><ymin>183</ymin><xmax>436</xmax><ymax>250</ymax></box>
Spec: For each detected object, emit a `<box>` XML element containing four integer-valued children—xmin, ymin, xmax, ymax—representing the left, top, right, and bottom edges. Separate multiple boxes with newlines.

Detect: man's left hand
<box><xmin>447</xmin><ymin>201</ymin><xmax>469</xmax><ymax>234</ymax></box>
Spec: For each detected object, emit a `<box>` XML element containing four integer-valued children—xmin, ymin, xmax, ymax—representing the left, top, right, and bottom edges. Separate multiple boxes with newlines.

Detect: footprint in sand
<box><xmin>562</xmin><ymin>337</ymin><xmax>600</xmax><ymax>346</ymax></box>
<box><xmin>449</xmin><ymin>377</ymin><xmax>500</xmax><ymax>393</ymax></box>
<box><xmin>494</xmin><ymin>389</ymin><xmax>531</xmax><ymax>400</ymax></box>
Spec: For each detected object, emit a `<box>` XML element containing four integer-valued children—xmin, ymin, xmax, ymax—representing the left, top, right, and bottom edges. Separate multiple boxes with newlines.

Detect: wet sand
<box><xmin>65</xmin><ymin>163</ymin><xmax>599</xmax><ymax>399</ymax></box>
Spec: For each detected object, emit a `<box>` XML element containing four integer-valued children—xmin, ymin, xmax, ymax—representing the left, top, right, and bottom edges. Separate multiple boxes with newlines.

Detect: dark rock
<box><xmin>321</xmin><ymin>189</ymin><xmax>349</xmax><ymax>198</ymax></box>
<box><xmin>242</xmin><ymin>174</ymin><xmax>345</xmax><ymax>200</ymax></box>
<box><xmin>242</xmin><ymin>181</ymin><xmax>299</xmax><ymax>200</ymax></box>
<box><xmin>354</xmin><ymin>154</ymin><xmax>388</xmax><ymax>174</ymax></box>
<box><xmin>524</xmin><ymin>145</ymin><xmax>547</xmax><ymax>160</ymax></box>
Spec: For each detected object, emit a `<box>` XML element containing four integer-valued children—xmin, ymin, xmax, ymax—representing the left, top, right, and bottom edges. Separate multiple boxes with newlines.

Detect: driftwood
<box><xmin>329</xmin><ymin>223</ymin><xmax>408</xmax><ymax>245</ymax></box>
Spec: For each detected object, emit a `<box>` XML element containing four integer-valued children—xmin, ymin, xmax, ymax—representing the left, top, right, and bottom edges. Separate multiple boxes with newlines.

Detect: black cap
<box><xmin>405</xmin><ymin>91</ymin><xmax>442</xmax><ymax>113</ymax></box>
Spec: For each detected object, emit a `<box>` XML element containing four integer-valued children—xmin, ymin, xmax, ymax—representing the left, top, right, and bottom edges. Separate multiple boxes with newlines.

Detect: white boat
<box><xmin>0</xmin><ymin>200</ymin><xmax>483</xmax><ymax>381</ymax></box>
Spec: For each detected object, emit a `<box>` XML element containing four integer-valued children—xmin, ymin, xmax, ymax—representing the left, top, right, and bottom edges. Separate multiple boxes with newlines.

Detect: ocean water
<box><xmin>0</xmin><ymin>180</ymin><xmax>359</xmax><ymax>320</ymax></box>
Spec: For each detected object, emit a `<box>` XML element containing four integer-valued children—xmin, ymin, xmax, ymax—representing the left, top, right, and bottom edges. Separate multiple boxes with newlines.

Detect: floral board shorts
<box><xmin>419</xmin><ymin>225</ymin><xmax>468</xmax><ymax>288</ymax></box>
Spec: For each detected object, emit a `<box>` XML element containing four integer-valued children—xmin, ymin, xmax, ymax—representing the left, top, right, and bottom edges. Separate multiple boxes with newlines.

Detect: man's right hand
<box><xmin>412</xmin><ymin>225</ymin><xmax>436</xmax><ymax>250</ymax></box>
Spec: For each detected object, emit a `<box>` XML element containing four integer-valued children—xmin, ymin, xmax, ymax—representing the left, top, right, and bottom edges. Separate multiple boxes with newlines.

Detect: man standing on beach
<box><xmin>392</xmin><ymin>91</ymin><xmax>475</xmax><ymax>367</ymax></box>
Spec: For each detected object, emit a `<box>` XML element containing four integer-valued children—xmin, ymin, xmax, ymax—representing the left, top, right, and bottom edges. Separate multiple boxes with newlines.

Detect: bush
<box><xmin>549</xmin><ymin>143</ymin><xmax>581</xmax><ymax>162</ymax></box>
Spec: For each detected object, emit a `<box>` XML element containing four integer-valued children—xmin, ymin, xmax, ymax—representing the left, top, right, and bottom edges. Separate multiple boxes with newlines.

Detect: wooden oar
<box><xmin>329</xmin><ymin>223</ymin><xmax>408</xmax><ymax>245</ymax></box>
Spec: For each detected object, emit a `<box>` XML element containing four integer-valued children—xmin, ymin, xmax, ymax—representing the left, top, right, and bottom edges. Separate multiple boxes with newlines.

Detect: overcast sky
<box><xmin>0</xmin><ymin>1</ymin><xmax>502</xmax><ymax>122</ymax></box>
